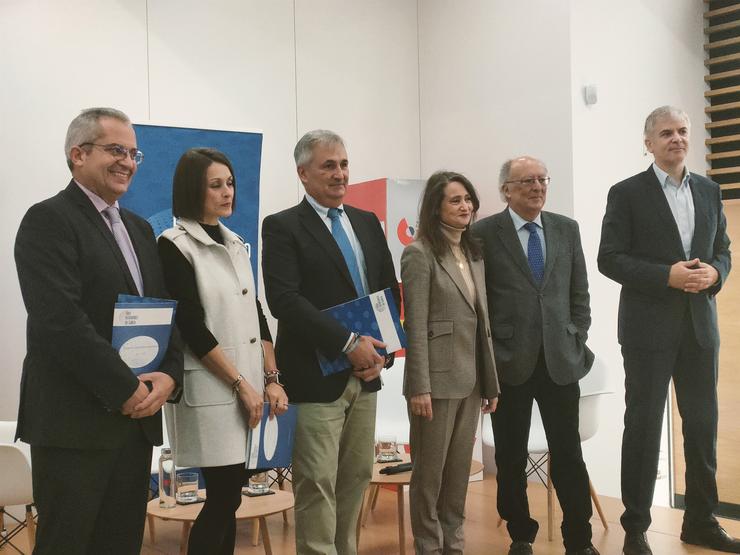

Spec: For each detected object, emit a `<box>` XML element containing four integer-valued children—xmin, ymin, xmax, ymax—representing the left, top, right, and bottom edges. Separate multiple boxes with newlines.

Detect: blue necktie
<box><xmin>327</xmin><ymin>207</ymin><xmax>366</xmax><ymax>297</ymax></box>
<box><xmin>524</xmin><ymin>222</ymin><xmax>544</xmax><ymax>284</ymax></box>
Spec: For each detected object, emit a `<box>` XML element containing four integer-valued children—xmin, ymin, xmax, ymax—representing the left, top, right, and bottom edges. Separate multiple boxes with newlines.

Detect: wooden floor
<box><xmin>3</xmin><ymin>473</ymin><xmax>739</xmax><ymax>554</ymax></box>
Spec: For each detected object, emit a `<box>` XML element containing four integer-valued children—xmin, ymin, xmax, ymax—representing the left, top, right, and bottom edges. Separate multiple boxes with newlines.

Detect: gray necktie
<box><xmin>103</xmin><ymin>206</ymin><xmax>144</xmax><ymax>295</ymax></box>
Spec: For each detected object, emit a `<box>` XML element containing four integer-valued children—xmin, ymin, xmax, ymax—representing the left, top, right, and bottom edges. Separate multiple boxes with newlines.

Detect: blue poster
<box><xmin>121</xmin><ymin>124</ymin><xmax>262</xmax><ymax>278</ymax></box>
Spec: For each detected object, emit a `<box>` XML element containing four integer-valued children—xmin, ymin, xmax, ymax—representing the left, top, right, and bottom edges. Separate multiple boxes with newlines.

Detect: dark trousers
<box><xmin>30</xmin><ymin>424</ymin><xmax>152</xmax><ymax>555</ymax></box>
<box><xmin>187</xmin><ymin>463</ymin><xmax>259</xmax><ymax>555</ymax></box>
<box><xmin>492</xmin><ymin>351</ymin><xmax>592</xmax><ymax>550</ymax></box>
<box><xmin>621</xmin><ymin>314</ymin><xmax>719</xmax><ymax>533</ymax></box>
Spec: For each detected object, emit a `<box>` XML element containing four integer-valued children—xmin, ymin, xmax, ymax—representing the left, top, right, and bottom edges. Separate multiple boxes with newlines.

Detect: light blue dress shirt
<box><xmin>305</xmin><ymin>193</ymin><xmax>370</xmax><ymax>296</ymax></box>
<box><xmin>508</xmin><ymin>207</ymin><xmax>546</xmax><ymax>263</ymax></box>
<box><xmin>652</xmin><ymin>163</ymin><xmax>695</xmax><ymax>260</ymax></box>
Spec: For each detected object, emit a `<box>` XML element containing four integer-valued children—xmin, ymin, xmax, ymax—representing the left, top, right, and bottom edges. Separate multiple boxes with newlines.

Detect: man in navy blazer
<box><xmin>14</xmin><ymin>107</ymin><xmax>183</xmax><ymax>555</ymax></box>
<box><xmin>262</xmin><ymin>130</ymin><xmax>399</xmax><ymax>554</ymax></box>
<box><xmin>599</xmin><ymin>106</ymin><xmax>735</xmax><ymax>555</ymax></box>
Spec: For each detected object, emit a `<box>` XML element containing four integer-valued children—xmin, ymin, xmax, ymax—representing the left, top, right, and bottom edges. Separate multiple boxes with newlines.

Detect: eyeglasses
<box><xmin>79</xmin><ymin>143</ymin><xmax>144</xmax><ymax>165</ymax></box>
<box><xmin>505</xmin><ymin>176</ymin><xmax>550</xmax><ymax>187</ymax></box>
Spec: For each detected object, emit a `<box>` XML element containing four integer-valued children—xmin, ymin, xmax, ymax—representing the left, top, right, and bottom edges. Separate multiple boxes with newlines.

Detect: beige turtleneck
<box><xmin>440</xmin><ymin>222</ymin><xmax>476</xmax><ymax>304</ymax></box>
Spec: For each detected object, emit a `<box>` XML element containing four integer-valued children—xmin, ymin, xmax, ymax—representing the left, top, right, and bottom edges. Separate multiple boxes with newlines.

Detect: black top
<box><xmin>158</xmin><ymin>222</ymin><xmax>272</xmax><ymax>359</ymax></box>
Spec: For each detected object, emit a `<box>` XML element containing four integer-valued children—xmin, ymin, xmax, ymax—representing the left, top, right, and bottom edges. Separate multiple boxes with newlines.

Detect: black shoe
<box><xmin>681</xmin><ymin>525</ymin><xmax>740</xmax><ymax>553</ymax></box>
<box><xmin>566</xmin><ymin>546</ymin><xmax>600</xmax><ymax>555</ymax></box>
<box><xmin>622</xmin><ymin>532</ymin><xmax>652</xmax><ymax>555</ymax></box>
<box><xmin>508</xmin><ymin>541</ymin><xmax>533</xmax><ymax>555</ymax></box>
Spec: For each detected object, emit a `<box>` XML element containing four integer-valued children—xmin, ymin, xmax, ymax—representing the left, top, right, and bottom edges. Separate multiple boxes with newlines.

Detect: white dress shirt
<box><xmin>652</xmin><ymin>163</ymin><xmax>695</xmax><ymax>260</ymax></box>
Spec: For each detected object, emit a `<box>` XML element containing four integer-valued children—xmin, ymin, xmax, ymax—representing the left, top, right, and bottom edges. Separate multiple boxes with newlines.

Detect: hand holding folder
<box><xmin>317</xmin><ymin>288</ymin><xmax>407</xmax><ymax>377</ymax></box>
<box><xmin>348</xmin><ymin>336</ymin><xmax>387</xmax><ymax>382</ymax></box>
<box><xmin>246</xmin><ymin>403</ymin><xmax>298</xmax><ymax>469</ymax></box>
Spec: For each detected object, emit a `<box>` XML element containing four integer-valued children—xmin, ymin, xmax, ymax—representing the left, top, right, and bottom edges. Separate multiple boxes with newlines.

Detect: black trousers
<box><xmin>30</xmin><ymin>424</ymin><xmax>152</xmax><ymax>555</ymax></box>
<box><xmin>492</xmin><ymin>350</ymin><xmax>592</xmax><ymax>550</ymax></box>
<box><xmin>187</xmin><ymin>463</ymin><xmax>260</xmax><ymax>555</ymax></box>
<box><xmin>621</xmin><ymin>313</ymin><xmax>719</xmax><ymax>533</ymax></box>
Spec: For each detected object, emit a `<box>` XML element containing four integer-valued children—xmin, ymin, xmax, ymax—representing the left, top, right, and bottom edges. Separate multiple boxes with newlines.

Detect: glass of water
<box><xmin>175</xmin><ymin>471</ymin><xmax>199</xmax><ymax>504</ymax></box>
<box><xmin>376</xmin><ymin>435</ymin><xmax>398</xmax><ymax>463</ymax></box>
<box><xmin>247</xmin><ymin>471</ymin><xmax>270</xmax><ymax>495</ymax></box>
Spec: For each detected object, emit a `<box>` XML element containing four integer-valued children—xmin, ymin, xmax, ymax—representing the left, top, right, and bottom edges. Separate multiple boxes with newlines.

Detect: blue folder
<box><xmin>246</xmin><ymin>403</ymin><xmax>298</xmax><ymax>469</ymax></box>
<box><xmin>317</xmin><ymin>288</ymin><xmax>407</xmax><ymax>376</ymax></box>
<box><xmin>111</xmin><ymin>294</ymin><xmax>176</xmax><ymax>375</ymax></box>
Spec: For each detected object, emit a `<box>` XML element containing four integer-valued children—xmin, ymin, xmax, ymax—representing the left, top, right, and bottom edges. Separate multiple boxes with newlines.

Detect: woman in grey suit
<box><xmin>158</xmin><ymin>148</ymin><xmax>289</xmax><ymax>554</ymax></box>
<box><xmin>402</xmin><ymin>171</ymin><xmax>500</xmax><ymax>555</ymax></box>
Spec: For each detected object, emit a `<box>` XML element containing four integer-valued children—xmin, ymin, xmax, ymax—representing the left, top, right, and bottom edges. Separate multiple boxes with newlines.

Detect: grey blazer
<box><xmin>473</xmin><ymin>209</ymin><xmax>594</xmax><ymax>386</ymax></box>
<box><xmin>401</xmin><ymin>239</ymin><xmax>499</xmax><ymax>400</ymax></box>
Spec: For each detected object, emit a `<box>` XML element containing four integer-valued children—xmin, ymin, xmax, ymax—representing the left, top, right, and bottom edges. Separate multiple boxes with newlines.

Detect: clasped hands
<box><xmin>668</xmin><ymin>259</ymin><xmax>719</xmax><ymax>293</ymax></box>
<box><xmin>121</xmin><ymin>372</ymin><xmax>176</xmax><ymax>419</ymax></box>
<box><xmin>347</xmin><ymin>336</ymin><xmax>387</xmax><ymax>382</ymax></box>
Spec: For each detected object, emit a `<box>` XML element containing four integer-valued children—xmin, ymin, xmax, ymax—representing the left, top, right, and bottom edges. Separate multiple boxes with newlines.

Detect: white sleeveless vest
<box><xmin>162</xmin><ymin>218</ymin><xmax>263</xmax><ymax>467</ymax></box>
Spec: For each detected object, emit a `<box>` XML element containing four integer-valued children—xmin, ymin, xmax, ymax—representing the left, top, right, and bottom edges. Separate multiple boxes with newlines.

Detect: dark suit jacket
<box><xmin>261</xmin><ymin>197</ymin><xmax>400</xmax><ymax>403</ymax></box>
<box><xmin>598</xmin><ymin>165</ymin><xmax>731</xmax><ymax>351</ymax></box>
<box><xmin>14</xmin><ymin>181</ymin><xmax>183</xmax><ymax>449</ymax></box>
<box><xmin>473</xmin><ymin>209</ymin><xmax>593</xmax><ymax>386</ymax></box>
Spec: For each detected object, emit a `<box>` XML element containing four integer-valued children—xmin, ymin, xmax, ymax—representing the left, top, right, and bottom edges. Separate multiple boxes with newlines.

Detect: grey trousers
<box><xmin>408</xmin><ymin>384</ymin><xmax>481</xmax><ymax>555</ymax></box>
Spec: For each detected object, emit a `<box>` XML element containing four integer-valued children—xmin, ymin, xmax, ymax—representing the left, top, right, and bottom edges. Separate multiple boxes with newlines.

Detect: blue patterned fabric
<box><xmin>524</xmin><ymin>221</ymin><xmax>544</xmax><ymax>284</ymax></box>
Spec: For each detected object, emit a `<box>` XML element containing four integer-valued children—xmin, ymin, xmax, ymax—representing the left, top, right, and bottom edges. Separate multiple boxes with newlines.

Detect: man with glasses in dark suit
<box><xmin>474</xmin><ymin>156</ymin><xmax>598</xmax><ymax>555</ymax></box>
<box><xmin>14</xmin><ymin>107</ymin><xmax>182</xmax><ymax>555</ymax></box>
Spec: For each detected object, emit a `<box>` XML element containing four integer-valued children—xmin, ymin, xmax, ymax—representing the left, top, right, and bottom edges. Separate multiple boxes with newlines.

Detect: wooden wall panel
<box><xmin>672</xmin><ymin>198</ymin><xmax>740</xmax><ymax>513</ymax></box>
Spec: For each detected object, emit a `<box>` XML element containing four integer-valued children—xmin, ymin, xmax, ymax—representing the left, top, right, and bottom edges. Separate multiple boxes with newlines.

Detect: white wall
<box><xmin>146</xmin><ymin>0</ymin><xmax>299</xmax><ymax>228</ymax></box>
<box><xmin>418</xmin><ymin>0</ymin><xmax>575</xmax><ymax>218</ymax></box>
<box><xmin>295</xmin><ymin>0</ymin><xmax>421</xmax><ymax>182</ymax></box>
<box><xmin>570</xmin><ymin>0</ymin><xmax>707</xmax><ymax>499</ymax></box>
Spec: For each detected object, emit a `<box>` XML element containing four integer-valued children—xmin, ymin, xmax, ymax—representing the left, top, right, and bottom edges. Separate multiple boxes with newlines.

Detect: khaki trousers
<box><xmin>409</xmin><ymin>385</ymin><xmax>481</xmax><ymax>555</ymax></box>
<box><xmin>293</xmin><ymin>377</ymin><xmax>376</xmax><ymax>555</ymax></box>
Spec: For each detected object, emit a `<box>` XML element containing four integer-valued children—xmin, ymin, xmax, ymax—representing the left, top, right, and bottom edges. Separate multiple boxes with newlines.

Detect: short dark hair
<box><xmin>172</xmin><ymin>148</ymin><xmax>237</xmax><ymax>220</ymax></box>
<box><xmin>416</xmin><ymin>170</ymin><xmax>482</xmax><ymax>260</ymax></box>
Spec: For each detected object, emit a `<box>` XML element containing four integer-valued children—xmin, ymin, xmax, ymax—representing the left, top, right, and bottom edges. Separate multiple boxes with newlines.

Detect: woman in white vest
<box><xmin>158</xmin><ymin>148</ymin><xmax>288</xmax><ymax>555</ymax></box>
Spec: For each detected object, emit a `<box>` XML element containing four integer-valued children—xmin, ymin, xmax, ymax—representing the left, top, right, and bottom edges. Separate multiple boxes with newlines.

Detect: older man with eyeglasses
<box><xmin>13</xmin><ymin>107</ymin><xmax>182</xmax><ymax>555</ymax></box>
<box><xmin>473</xmin><ymin>156</ymin><xmax>598</xmax><ymax>555</ymax></box>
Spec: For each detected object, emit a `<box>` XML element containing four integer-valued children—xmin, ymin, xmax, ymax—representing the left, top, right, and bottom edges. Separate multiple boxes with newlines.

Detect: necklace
<box><xmin>451</xmin><ymin>246</ymin><xmax>466</xmax><ymax>270</ymax></box>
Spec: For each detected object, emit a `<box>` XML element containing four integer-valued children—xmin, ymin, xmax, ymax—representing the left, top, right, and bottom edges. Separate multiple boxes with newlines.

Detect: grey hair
<box><xmin>644</xmin><ymin>105</ymin><xmax>690</xmax><ymax>137</ymax></box>
<box><xmin>64</xmin><ymin>107</ymin><xmax>131</xmax><ymax>170</ymax></box>
<box><xmin>498</xmin><ymin>156</ymin><xmax>548</xmax><ymax>202</ymax></box>
<box><xmin>294</xmin><ymin>129</ymin><xmax>345</xmax><ymax>167</ymax></box>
